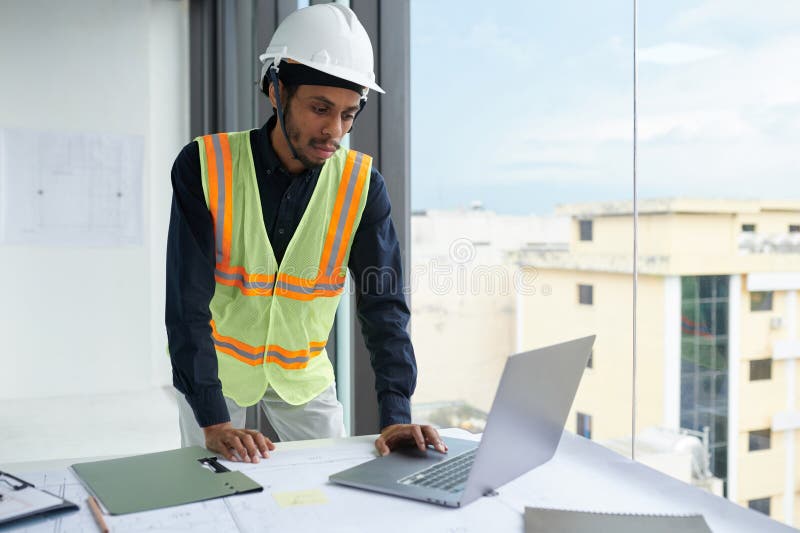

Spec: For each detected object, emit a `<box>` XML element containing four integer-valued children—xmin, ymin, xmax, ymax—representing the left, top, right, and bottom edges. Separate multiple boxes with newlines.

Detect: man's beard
<box><xmin>283</xmin><ymin>104</ymin><xmax>339</xmax><ymax>170</ymax></box>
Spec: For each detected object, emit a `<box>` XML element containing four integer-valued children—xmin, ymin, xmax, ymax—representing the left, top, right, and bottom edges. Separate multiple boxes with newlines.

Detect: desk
<box><xmin>1</xmin><ymin>429</ymin><xmax>795</xmax><ymax>532</ymax></box>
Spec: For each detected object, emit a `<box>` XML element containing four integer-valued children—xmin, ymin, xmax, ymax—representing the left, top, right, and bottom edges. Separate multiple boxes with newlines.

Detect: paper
<box><xmin>0</xmin><ymin>127</ymin><xmax>144</xmax><ymax>246</ymax></box>
<box><xmin>272</xmin><ymin>488</ymin><xmax>329</xmax><ymax>507</ymax></box>
<box><xmin>524</xmin><ymin>507</ymin><xmax>712</xmax><ymax>533</ymax></box>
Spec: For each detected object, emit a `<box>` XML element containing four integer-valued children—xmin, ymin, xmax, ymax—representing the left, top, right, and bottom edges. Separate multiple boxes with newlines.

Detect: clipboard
<box><xmin>0</xmin><ymin>470</ymin><xmax>78</xmax><ymax>526</ymax></box>
<box><xmin>72</xmin><ymin>446</ymin><xmax>262</xmax><ymax>515</ymax></box>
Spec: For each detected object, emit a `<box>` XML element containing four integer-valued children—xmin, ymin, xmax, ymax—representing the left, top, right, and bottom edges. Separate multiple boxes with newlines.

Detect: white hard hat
<box><xmin>259</xmin><ymin>3</ymin><xmax>384</xmax><ymax>95</ymax></box>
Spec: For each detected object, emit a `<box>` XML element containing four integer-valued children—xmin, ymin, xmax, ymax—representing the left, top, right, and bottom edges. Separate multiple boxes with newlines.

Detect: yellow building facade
<box><xmin>519</xmin><ymin>199</ymin><xmax>800</xmax><ymax>526</ymax></box>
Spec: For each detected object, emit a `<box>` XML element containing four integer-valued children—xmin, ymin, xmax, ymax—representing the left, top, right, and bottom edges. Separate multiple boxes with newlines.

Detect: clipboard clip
<box><xmin>0</xmin><ymin>471</ymin><xmax>34</xmax><ymax>491</ymax></box>
<box><xmin>198</xmin><ymin>457</ymin><xmax>230</xmax><ymax>474</ymax></box>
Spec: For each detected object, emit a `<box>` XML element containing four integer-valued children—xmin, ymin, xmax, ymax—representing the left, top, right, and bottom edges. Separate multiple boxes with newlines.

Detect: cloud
<box><xmin>639</xmin><ymin>42</ymin><xmax>723</xmax><ymax>65</ymax></box>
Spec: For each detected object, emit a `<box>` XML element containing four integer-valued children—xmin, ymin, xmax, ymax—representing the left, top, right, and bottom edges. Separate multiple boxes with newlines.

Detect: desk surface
<box><xmin>1</xmin><ymin>429</ymin><xmax>795</xmax><ymax>533</ymax></box>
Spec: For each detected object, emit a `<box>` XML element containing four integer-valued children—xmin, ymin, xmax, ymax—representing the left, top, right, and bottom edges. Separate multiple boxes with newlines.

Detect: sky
<box><xmin>409</xmin><ymin>0</ymin><xmax>800</xmax><ymax>214</ymax></box>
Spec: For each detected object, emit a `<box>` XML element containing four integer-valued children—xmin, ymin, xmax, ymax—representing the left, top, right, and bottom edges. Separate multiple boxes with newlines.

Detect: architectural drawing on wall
<box><xmin>0</xmin><ymin>128</ymin><xmax>144</xmax><ymax>246</ymax></box>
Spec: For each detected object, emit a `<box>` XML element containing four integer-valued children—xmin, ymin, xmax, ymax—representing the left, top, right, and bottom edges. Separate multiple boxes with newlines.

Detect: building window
<box><xmin>750</xmin><ymin>291</ymin><xmax>773</xmax><ymax>312</ymax></box>
<box><xmin>578</xmin><ymin>284</ymin><xmax>593</xmax><ymax>305</ymax></box>
<box><xmin>749</xmin><ymin>358</ymin><xmax>772</xmax><ymax>381</ymax></box>
<box><xmin>680</xmin><ymin>275</ymin><xmax>729</xmax><ymax>485</ymax></box>
<box><xmin>741</xmin><ymin>223</ymin><xmax>756</xmax><ymax>232</ymax></box>
<box><xmin>748</xmin><ymin>497</ymin><xmax>771</xmax><ymax>516</ymax></box>
<box><xmin>577</xmin><ymin>412</ymin><xmax>592</xmax><ymax>439</ymax></box>
<box><xmin>790</xmin><ymin>224</ymin><xmax>800</xmax><ymax>233</ymax></box>
<box><xmin>748</xmin><ymin>429</ymin><xmax>771</xmax><ymax>451</ymax></box>
<box><xmin>579</xmin><ymin>219</ymin><xmax>593</xmax><ymax>241</ymax></box>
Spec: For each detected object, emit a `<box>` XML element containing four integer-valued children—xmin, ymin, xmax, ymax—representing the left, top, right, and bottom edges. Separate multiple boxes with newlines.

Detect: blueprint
<box><xmin>0</xmin><ymin>128</ymin><xmax>144</xmax><ymax>246</ymax></box>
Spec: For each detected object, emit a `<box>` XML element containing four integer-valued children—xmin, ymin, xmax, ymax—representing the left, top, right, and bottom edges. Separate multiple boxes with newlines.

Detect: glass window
<box><xmin>748</xmin><ymin>497</ymin><xmax>771</xmax><ymax>516</ymax></box>
<box><xmin>578</xmin><ymin>284</ymin><xmax>594</xmax><ymax>305</ymax></box>
<box><xmin>749</xmin><ymin>359</ymin><xmax>772</xmax><ymax>381</ymax></box>
<box><xmin>577</xmin><ymin>412</ymin><xmax>592</xmax><ymax>439</ymax></box>
<box><xmin>748</xmin><ymin>429</ymin><xmax>771</xmax><ymax>451</ymax></box>
<box><xmin>680</xmin><ymin>276</ymin><xmax>729</xmax><ymax>482</ymax></box>
<box><xmin>579</xmin><ymin>220</ymin><xmax>593</xmax><ymax>241</ymax></box>
<box><xmin>741</xmin><ymin>224</ymin><xmax>756</xmax><ymax>233</ymax></box>
<box><xmin>789</xmin><ymin>225</ymin><xmax>800</xmax><ymax>233</ymax></box>
<box><xmin>750</xmin><ymin>292</ymin><xmax>773</xmax><ymax>312</ymax></box>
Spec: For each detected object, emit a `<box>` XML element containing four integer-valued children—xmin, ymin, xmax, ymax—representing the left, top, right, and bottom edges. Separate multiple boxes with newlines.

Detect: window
<box><xmin>578</xmin><ymin>284</ymin><xmax>593</xmax><ymax>305</ymax></box>
<box><xmin>748</xmin><ymin>497</ymin><xmax>771</xmax><ymax>516</ymax></box>
<box><xmin>586</xmin><ymin>350</ymin><xmax>593</xmax><ymax>369</ymax></box>
<box><xmin>577</xmin><ymin>412</ymin><xmax>592</xmax><ymax>439</ymax></box>
<box><xmin>790</xmin><ymin>225</ymin><xmax>800</xmax><ymax>233</ymax></box>
<box><xmin>749</xmin><ymin>359</ymin><xmax>772</xmax><ymax>381</ymax></box>
<box><xmin>750</xmin><ymin>291</ymin><xmax>773</xmax><ymax>312</ymax></box>
<box><xmin>748</xmin><ymin>429</ymin><xmax>771</xmax><ymax>451</ymax></box>
<box><xmin>741</xmin><ymin>224</ymin><xmax>756</xmax><ymax>232</ymax></box>
<box><xmin>680</xmin><ymin>275</ymin><xmax>729</xmax><ymax>484</ymax></box>
<box><xmin>579</xmin><ymin>220</ymin><xmax>593</xmax><ymax>241</ymax></box>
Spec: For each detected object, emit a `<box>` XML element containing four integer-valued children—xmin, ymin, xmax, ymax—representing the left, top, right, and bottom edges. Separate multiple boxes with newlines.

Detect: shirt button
<box><xmin>278</xmin><ymin>228</ymin><xmax>285</xmax><ymax>235</ymax></box>
<box><xmin>266</xmin><ymin>169</ymin><xmax>272</xmax><ymax>175</ymax></box>
<box><xmin>285</xmin><ymin>192</ymin><xmax>292</xmax><ymax>200</ymax></box>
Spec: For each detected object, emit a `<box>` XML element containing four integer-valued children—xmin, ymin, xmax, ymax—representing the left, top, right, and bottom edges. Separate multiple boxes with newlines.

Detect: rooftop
<box><xmin>557</xmin><ymin>198</ymin><xmax>800</xmax><ymax>217</ymax></box>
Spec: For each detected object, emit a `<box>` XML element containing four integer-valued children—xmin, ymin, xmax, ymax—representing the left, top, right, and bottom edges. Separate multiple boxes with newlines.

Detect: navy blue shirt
<box><xmin>166</xmin><ymin>116</ymin><xmax>416</xmax><ymax>430</ymax></box>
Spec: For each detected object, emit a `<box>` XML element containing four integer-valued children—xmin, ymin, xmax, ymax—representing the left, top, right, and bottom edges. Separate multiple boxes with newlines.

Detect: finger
<box><xmin>422</xmin><ymin>425</ymin><xmax>447</xmax><ymax>453</ymax></box>
<box><xmin>237</xmin><ymin>433</ymin><xmax>260</xmax><ymax>463</ymax></box>
<box><xmin>247</xmin><ymin>431</ymin><xmax>273</xmax><ymax>458</ymax></box>
<box><xmin>374</xmin><ymin>436</ymin><xmax>390</xmax><ymax>456</ymax></box>
<box><xmin>227</xmin><ymin>436</ymin><xmax>249</xmax><ymax>463</ymax></box>
<box><xmin>209</xmin><ymin>438</ymin><xmax>237</xmax><ymax>462</ymax></box>
<box><xmin>411</xmin><ymin>425</ymin><xmax>426</xmax><ymax>452</ymax></box>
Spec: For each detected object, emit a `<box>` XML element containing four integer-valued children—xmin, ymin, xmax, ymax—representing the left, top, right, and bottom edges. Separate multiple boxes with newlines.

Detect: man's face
<box><xmin>281</xmin><ymin>84</ymin><xmax>362</xmax><ymax>168</ymax></box>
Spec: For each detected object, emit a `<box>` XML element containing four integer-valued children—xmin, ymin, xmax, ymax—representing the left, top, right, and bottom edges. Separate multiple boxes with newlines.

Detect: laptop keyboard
<box><xmin>398</xmin><ymin>448</ymin><xmax>477</xmax><ymax>493</ymax></box>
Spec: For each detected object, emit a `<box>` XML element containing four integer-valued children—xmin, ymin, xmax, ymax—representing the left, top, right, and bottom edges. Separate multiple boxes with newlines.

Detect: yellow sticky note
<box><xmin>272</xmin><ymin>489</ymin><xmax>329</xmax><ymax>508</ymax></box>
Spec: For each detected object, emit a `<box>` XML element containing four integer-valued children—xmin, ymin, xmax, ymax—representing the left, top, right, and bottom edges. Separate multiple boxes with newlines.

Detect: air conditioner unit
<box><xmin>770</xmin><ymin>316</ymin><xmax>783</xmax><ymax>330</ymax></box>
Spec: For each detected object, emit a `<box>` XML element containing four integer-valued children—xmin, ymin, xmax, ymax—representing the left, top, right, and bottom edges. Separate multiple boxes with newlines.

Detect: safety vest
<box><xmin>197</xmin><ymin>131</ymin><xmax>371</xmax><ymax>406</ymax></box>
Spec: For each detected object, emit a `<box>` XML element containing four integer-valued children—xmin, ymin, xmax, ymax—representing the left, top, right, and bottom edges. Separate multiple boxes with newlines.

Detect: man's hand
<box><xmin>374</xmin><ymin>424</ymin><xmax>448</xmax><ymax>456</ymax></box>
<box><xmin>202</xmin><ymin>422</ymin><xmax>276</xmax><ymax>463</ymax></box>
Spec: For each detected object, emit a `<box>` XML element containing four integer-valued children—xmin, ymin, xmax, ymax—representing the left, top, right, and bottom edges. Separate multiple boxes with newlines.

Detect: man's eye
<box><xmin>313</xmin><ymin>106</ymin><xmax>328</xmax><ymax>114</ymax></box>
<box><xmin>343</xmin><ymin>114</ymin><xmax>356</xmax><ymax>121</ymax></box>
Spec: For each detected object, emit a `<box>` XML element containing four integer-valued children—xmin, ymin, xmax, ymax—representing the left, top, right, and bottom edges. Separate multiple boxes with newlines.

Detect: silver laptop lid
<box><xmin>460</xmin><ymin>335</ymin><xmax>595</xmax><ymax>505</ymax></box>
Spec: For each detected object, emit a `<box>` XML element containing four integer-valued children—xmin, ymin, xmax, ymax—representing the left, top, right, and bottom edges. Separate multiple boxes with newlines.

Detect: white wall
<box><xmin>0</xmin><ymin>0</ymin><xmax>188</xmax><ymax>399</ymax></box>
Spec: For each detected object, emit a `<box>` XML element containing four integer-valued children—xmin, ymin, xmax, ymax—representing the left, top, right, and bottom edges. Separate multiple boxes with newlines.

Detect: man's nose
<box><xmin>322</xmin><ymin>114</ymin><xmax>343</xmax><ymax>139</ymax></box>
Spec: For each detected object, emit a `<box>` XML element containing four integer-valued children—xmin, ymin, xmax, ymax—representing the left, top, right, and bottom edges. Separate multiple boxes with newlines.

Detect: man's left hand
<box><xmin>374</xmin><ymin>424</ymin><xmax>448</xmax><ymax>456</ymax></box>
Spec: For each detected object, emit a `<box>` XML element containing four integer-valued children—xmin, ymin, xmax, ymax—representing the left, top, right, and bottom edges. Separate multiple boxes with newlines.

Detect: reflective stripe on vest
<box><xmin>210</xmin><ymin>320</ymin><xmax>325</xmax><ymax>369</ymax></box>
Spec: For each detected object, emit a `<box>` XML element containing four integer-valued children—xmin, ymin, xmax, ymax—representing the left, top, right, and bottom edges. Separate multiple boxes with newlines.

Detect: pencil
<box><xmin>86</xmin><ymin>496</ymin><xmax>109</xmax><ymax>533</ymax></box>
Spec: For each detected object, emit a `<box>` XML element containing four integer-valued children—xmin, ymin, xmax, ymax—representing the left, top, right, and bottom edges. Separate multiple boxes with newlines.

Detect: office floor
<box><xmin>0</xmin><ymin>386</ymin><xmax>181</xmax><ymax>464</ymax></box>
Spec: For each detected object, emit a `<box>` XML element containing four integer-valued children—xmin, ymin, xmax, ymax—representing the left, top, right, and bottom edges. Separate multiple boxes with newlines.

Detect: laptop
<box><xmin>329</xmin><ymin>335</ymin><xmax>595</xmax><ymax>507</ymax></box>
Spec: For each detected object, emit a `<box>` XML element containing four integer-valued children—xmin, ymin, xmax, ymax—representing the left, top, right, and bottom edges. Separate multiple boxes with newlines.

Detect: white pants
<box><xmin>176</xmin><ymin>382</ymin><xmax>346</xmax><ymax>447</ymax></box>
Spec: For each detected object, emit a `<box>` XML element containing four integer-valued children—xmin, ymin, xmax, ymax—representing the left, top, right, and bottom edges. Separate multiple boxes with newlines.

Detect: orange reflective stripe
<box><xmin>319</xmin><ymin>151</ymin><xmax>357</xmax><ymax>274</ymax></box>
<box><xmin>273</xmin><ymin>272</ymin><xmax>345</xmax><ymax>300</ymax></box>
<box><xmin>219</xmin><ymin>133</ymin><xmax>233</xmax><ymax>266</ymax></box>
<box><xmin>203</xmin><ymin>135</ymin><xmax>220</xmax><ymax>263</ymax></box>
<box><xmin>210</xmin><ymin>321</ymin><xmax>326</xmax><ymax>370</ymax></box>
<box><xmin>331</xmin><ymin>154</ymin><xmax>370</xmax><ymax>277</ymax></box>
<box><xmin>210</xmin><ymin>320</ymin><xmax>265</xmax><ymax>366</ymax></box>
<box><xmin>216</xmin><ymin>264</ymin><xmax>275</xmax><ymax>282</ymax></box>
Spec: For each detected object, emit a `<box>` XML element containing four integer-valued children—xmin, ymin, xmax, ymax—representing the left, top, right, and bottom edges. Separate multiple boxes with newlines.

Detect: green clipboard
<box><xmin>72</xmin><ymin>446</ymin><xmax>262</xmax><ymax>515</ymax></box>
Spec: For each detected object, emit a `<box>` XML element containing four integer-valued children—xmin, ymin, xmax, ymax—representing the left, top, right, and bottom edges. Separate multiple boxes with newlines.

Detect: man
<box><xmin>166</xmin><ymin>3</ymin><xmax>445</xmax><ymax>463</ymax></box>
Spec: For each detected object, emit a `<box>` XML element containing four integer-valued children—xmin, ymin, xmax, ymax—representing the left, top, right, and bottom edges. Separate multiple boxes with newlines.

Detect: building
<box><xmin>518</xmin><ymin>199</ymin><xmax>800</xmax><ymax>526</ymax></box>
<box><xmin>409</xmin><ymin>206</ymin><xmax>568</xmax><ymax>413</ymax></box>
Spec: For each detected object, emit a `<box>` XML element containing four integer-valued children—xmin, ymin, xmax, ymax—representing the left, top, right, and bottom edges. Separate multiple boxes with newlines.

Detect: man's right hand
<box><xmin>202</xmin><ymin>422</ymin><xmax>276</xmax><ymax>463</ymax></box>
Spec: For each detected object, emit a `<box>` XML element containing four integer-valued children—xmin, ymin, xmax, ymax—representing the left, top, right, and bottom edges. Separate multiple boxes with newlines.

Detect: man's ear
<box><xmin>267</xmin><ymin>79</ymin><xmax>285</xmax><ymax>109</ymax></box>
